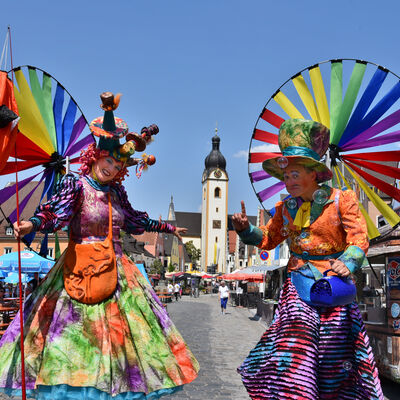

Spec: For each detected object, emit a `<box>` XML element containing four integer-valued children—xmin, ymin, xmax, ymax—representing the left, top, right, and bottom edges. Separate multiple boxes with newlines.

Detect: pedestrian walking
<box><xmin>1</xmin><ymin>92</ymin><xmax>199</xmax><ymax>399</ymax></box>
<box><xmin>174</xmin><ymin>282</ymin><xmax>180</xmax><ymax>301</ymax></box>
<box><xmin>233</xmin><ymin>119</ymin><xmax>383</xmax><ymax>399</ymax></box>
<box><xmin>218</xmin><ymin>280</ymin><xmax>229</xmax><ymax>314</ymax></box>
<box><xmin>168</xmin><ymin>282</ymin><xmax>174</xmax><ymax>298</ymax></box>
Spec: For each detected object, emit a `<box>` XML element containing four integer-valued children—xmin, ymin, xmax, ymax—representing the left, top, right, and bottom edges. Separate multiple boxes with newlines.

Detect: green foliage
<box><xmin>185</xmin><ymin>241</ymin><xmax>201</xmax><ymax>263</ymax></box>
<box><xmin>168</xmin><ymin>263</ymin><xmax>176</xmax><ymax>272</ymax></box>
<box><xmin>149</xmin><ymin>259</ymin><xmax>163</xmax><ymax>274</ymax></box>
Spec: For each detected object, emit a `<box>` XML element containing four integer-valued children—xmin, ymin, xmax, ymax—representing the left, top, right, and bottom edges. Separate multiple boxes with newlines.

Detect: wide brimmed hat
<box><xmin>89</xmin><ymin>92</ymin><xmax>158</xmax><ymax>165</ymax></box>
<box><xmin>262</xmin><ymin>118</ymin><xmax>332</xmax><ymax>183</ymax></box>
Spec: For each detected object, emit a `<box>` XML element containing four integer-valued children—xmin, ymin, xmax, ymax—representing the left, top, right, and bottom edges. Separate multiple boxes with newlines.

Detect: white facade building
<box><xmin>201</xmin><ymin>132</ymin><xmax>228</xmax><ymax>273</ymax></box>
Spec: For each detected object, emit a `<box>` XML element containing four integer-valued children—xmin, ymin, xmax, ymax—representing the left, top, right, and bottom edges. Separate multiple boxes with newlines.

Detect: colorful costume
<box><xmin>0</xmin><ymin>93</ymin><xmax>199</xmax><ymax>399</ymax></box>
<box><xmin>237</xmin><ymin>119</ymin><xmax>383</xmax><ymax>399</ymax></box>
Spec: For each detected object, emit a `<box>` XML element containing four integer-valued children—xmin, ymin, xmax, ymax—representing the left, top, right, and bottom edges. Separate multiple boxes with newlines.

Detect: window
<box><xmin>214</xmin><ymin>187</ymin><xmax>221</xmax><ymax>198</ymax></box>
<box><xmin>4</xmin><ymin>247</ymin><xmax>12</xmax><ymax>255</ymax></box>
<box><xmin>215</xmin><ymin>237</ymin><xmax>218</xmax><ymax>243</ymax></box>
<box><xmin>216</xmin><ymin>207</ymin><xmax>219</xmax><ymax>212</ymax></box>
<box><xmin>5</xmin><ymin>226</ymin><xmax>13</xmax><ymax>236</ymax></box>
<box><xmin>47</xmin><ymin>248</ymin><xmax>54</xmax><ymax>258</ymax></box>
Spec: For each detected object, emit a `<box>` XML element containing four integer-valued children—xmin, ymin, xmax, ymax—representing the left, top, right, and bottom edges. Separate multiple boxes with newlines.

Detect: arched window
<box><xmin>214</xmin><ymin>187</ymin><xmax>221</xmax><ymax>198</ymax></box>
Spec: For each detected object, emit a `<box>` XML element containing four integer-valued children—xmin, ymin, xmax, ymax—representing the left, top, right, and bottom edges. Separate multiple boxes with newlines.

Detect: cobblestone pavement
<box><xmin>163</xmin><ymin>294</ymin><xmax>266</xmax><ymax>400</ymax></box>
<box><xmin>1</xmin><ymin>294</ymin><xmax>398</xmax><ymax>399</ymax></box>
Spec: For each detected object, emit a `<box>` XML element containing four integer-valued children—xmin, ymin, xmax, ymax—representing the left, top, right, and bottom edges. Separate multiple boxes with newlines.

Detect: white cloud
<box><xmin>233</xmin><ymin>143</ymin><xmax>280</xmax><ymax>159</ymax></box>
<box><xmin>233</xmin><ymin>150</ymin><xmax>248</xmax><ymax>159</ymax></box>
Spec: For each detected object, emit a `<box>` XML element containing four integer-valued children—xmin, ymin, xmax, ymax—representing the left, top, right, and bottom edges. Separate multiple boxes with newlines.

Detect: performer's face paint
<box><xmin>283</xmin><ymin>164</ymin><xmax>317</xmax><ymax>201</ymax></box>
<box><xmin>92</xmin><ymin>156</ymin><xmax>124</xmax><ymax>183</ymax></box>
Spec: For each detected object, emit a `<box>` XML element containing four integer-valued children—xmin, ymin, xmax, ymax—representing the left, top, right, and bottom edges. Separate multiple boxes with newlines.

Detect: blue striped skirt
<box><xmin>238</xmin><ymin>277</ymin><xmax>384</xmax><ymax>399</ymax></box>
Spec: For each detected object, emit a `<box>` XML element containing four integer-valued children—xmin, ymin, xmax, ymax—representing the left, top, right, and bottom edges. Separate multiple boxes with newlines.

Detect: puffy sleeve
<box><xmin>114</xmin><ymin>185</ymin><xmax>176</xmax><ymax>235</ymax></box>
<box><xmin>238</xmin><ymin>201</ymin><xmax>286</xmax><ymax>250</ymax></box>
<box><xmin>29</xmin><ymin>174</ymin><xmax>83</xmax><ymax>233</ymax></box>
<box><xmin>337</xmin><ymin>189</ymin><xmax>369</xmax><ymax>273</ymax></box>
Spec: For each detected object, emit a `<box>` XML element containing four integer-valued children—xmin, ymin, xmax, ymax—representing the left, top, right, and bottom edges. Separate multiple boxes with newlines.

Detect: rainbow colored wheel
<box><xmin>0</xmin><ymin>66</ymin><xmax>93</xmax><ymax>241</ymax></box>
<box><xmin>248</xmin><ymin>59</ymin><xmax>400</xmax><ymax>239</ymax></box>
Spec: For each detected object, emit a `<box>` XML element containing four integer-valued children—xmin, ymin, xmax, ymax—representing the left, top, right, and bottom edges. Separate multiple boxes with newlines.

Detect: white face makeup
<box><xmin>92</xmin><ymin>156</ymin><xmax>123</xmax><ymax>183</ymax></box>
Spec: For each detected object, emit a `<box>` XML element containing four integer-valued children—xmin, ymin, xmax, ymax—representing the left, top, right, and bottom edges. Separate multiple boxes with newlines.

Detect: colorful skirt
<box><xmin>238</xmin><ymin>277</ymin><xmax>383</xmax><ymax>400</ymax></box>
<box><xmin>0</xmin><ymin>253</ymin><xmax>199</xmax><ymax>399</ymax></box>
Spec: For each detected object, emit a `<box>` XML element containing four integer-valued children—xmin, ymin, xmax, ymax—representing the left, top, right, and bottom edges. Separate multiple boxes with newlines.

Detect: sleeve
<box><xmin>29</xmin><ymin>174</ymin><xmax>83</xmax><ymax>233</ymax></box>
<box><xmin>336</xmin><ymin>190</ymin><xmax>369</xmax><ymax>273</ymax></box>
<box><xmin>238</xmin><ymin>201</ymin><xmax>286</xmax><ymax>250</ymax></box>
<box><xmin>114</xmin><ymin>185</ymin><xmax>176</xmax><ymax>235</ymax></box>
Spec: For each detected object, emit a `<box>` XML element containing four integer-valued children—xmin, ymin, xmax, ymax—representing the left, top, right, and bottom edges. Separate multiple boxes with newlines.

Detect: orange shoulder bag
<box><xmin>64</xmin><ymin>193</ymin><xmax>117</xmax><ymax>304</ymax></box>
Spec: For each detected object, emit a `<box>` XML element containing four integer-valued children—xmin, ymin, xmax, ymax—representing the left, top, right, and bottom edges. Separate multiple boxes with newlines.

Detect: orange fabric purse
<box><xmin>64</xmin><ymin>193</ymin><xmax>117</xmax><ymax>304</ymax></box>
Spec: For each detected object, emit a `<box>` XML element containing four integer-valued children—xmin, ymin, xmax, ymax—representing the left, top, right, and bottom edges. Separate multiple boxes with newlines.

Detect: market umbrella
<box><xmin>4</xmin><ymin>272</ymin><xmax>29</xmax><ymax>284</ymax></box>
<box><xmin>0</xmin><ymin>251</ymin><xmax>55</xmax><ymax>274</ymax></box>
<box><xmin>220</xmin><ymin>272</ymin><xmax>264</xmax><ymax>283</ymax></box>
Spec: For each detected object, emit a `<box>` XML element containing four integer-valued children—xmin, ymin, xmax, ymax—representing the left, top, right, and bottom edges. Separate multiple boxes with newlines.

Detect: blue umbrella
<box><xmin>4</xmin><ymin>272</ymin><xmax>29</xmax><ymax>284</ymax></box>
<box><xmin>0</xmin><ymin>251</ymin><xmax>55</xmax><ymax>274</ymax></box>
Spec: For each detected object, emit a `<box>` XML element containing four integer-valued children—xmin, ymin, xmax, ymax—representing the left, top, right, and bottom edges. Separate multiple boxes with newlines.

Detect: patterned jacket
<box><xmin>239</xmin><ymin>186</ymin><xmax>369</xmax><ymax>274</ymax></box>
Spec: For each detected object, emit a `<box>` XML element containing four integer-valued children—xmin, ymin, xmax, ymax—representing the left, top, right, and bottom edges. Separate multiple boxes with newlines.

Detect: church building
<box><xmin>168</xmin><ymin>129</ymin><xmax>258</xmax><ymax>274</ymax></box>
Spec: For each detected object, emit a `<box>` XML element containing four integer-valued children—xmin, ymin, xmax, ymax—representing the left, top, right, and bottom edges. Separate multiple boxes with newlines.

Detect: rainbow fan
<box><xmin>0</xmin><ymin>65</ymin><xmax>93</xmax><ymax>231</ymax></box>
<box><xmin>248</xmin><ymin>58</ymin><xmax>400</xmax><ymax>240</ymax></box>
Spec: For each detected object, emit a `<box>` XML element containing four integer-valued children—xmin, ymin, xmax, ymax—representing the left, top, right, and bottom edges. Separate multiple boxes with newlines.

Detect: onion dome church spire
<box><xmin>203</xmin><ymin>127</ymin><xmax>227</xmax><ymax>182</ymax></box>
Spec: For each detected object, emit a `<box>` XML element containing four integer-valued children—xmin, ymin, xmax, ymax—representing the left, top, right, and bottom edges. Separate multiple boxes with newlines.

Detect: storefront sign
<box><xmin>387</xmin><ymin>257</ymin><xmax>400</xmax><ymax>290</ymax></box>
<box><xmin>391</xmin><ymin>303</ymin><xmax>400</xmax><ymax>319</ymax></box>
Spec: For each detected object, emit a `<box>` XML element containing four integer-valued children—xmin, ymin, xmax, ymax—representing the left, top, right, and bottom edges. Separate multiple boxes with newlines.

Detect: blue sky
<box><xmin>2</xmin><ymin>0</ymin><xmax>400</xmax><ymax>220</ymax></box>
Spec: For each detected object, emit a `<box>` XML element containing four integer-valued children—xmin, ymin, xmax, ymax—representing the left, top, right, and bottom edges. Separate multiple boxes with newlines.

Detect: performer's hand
<box><xmin>174</xmin><ymin>227</ymin><xmax>187</xmax><ymax>241</ymax></box>
<box><xmin>232</xmin><ymin>201</ymin><xmax>250</xmax><ymax>232</ymax></box>
<box><xmin>13</xmin><ymin>221</ymin><xmax>33</xmax><ymax>239</ymax></box>
<box><xmin>329</xmin><ymin>259</ymin><xmax>351</xmax><ymax>277</ymax></box>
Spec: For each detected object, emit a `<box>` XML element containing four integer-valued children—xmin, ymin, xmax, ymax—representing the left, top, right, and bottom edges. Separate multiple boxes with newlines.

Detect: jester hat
<box><xmin>262</xmin><ymin>118</ymin><xmax>332</xmax><ymax>183</ymax></box>
<box><xmin>89</xmin><ymin>92</ymin><xmax>158</xmax><ymax>165</ymax></box>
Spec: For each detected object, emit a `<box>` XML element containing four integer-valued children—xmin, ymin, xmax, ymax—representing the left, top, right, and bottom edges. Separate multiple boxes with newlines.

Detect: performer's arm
<box><xmin>115</xmin><ymin>185</ymin><xmax>177</xmax><ymax>235</ymax></box>
<box><xmin>233</xmin><ymin>200</ymin><xmax>286</xmax><ymax>250</ymax></box>
<box><xmin>333</xmin><ymin>190</ymin><xmax>369</xmax><ymax>275</ymax></box>
<box><xmin>29</xmin><ymin>174</ymin><xmax>83</xmax><ymax>233</ymax></box>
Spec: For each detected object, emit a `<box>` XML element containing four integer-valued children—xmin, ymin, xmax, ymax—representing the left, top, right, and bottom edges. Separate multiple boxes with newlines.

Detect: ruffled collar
<box><xmin>84</xmin><ymin>175</ymin><xmax>111</xmax><ymax>192</ymax></box>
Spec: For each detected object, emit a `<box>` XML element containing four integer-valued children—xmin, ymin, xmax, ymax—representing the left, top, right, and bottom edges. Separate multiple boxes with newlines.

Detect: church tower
<box><xmin>201</xmin><ymin>129</ymin><xmax>228</xmax><ymax>273</ymax></box>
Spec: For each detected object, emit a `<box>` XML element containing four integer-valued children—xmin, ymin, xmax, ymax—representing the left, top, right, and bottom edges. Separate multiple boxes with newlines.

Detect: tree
<box><xmin>185</xmin><ymin>241</ymin><xmax>201</xmax><ymax>264</ymax></box>
<box><xmin>168</xmin><ymin>263</ymin><xmax>176</xmax><ymax>272</ymax></box>
<box><xmin>150</xmin><ymin>259</ymin><xmax>163</xmax><ymax>274</ymax></box>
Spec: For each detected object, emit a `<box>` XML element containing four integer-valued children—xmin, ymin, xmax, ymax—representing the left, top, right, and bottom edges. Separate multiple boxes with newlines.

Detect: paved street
<box><xmin>0</xmin><ymin>293</ymin><xmax>399</xmax><ymax>399</ymax></box>
<box><xmin>163</xmin><ymin>294</ymin><xmax>266</xmax><ymax>400</ymax></box>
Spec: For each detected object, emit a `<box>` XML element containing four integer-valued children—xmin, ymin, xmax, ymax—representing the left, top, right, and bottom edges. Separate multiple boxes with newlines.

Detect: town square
<box><xmin>1</xmin><ymin>1</ymin><xmax>400</xmax><ymax>399</ymax></box>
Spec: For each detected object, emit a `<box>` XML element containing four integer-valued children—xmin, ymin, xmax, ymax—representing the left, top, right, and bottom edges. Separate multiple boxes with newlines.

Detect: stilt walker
<box><xmin>234</xmin><ymin>58</ymin><xmax>400</xmax><ymax>399</ymax></box>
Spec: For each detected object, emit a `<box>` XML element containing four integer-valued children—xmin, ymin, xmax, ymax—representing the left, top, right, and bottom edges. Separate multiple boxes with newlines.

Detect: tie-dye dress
<box><xmin>237</xmin><ymin>186</ymin><xmax>383</xmax><ymax>400</ymax></box>
<box><xmin>0</xmin><ymin>174</ymin><xmax>199</xmax><ymax>399</ymax></box>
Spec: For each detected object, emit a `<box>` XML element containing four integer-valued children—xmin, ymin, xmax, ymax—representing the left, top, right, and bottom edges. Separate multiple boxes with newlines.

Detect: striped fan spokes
<box><xmin>248</xmin><ymin>59</ymin><xmax>400</xmax><ymax>239</ymax></box>
<box><xmin>0</xmin><ymin>66</ymin><xmax>93</xmax><ymax>233</ymax></box>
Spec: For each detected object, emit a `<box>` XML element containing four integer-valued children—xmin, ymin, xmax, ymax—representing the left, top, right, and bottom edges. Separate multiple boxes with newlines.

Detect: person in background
<box><xmin>174</xmin><ymin>282</ymin><xmax>180</xmax><ymax>301</ymax></box>
<box><xmin>218</xmin><ymin>280</ymin><xmax>229</xmax><ymax>315</ymax></box>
